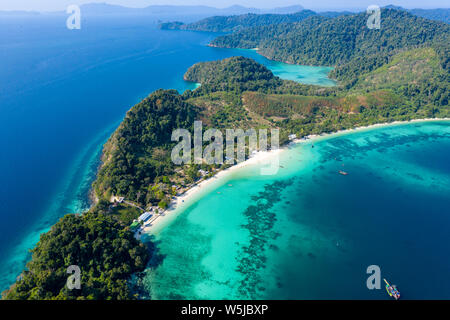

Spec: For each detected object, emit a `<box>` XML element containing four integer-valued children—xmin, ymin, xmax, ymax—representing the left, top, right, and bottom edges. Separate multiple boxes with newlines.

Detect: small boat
<box><xmin>338</xmin><ymin>170</ymin><xmax>348</xmax><ymax>175</ymax></box>
<box><xmin>384</xmin><ymin>279</ymin><xmax>400</xmax><ymax>300</ymax></box>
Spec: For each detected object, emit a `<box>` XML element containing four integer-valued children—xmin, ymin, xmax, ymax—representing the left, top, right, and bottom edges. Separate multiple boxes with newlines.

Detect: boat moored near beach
<box><xmin>384</xmin><ymin>279</ymin><xmax>400</xmax><ymax>300</ymax></box>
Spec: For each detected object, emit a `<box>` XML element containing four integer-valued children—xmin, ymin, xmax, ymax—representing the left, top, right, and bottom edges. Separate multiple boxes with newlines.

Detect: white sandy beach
<box><xmin>141</xmin><ymin>117</ymin><xmax>450</xmax><ymax>235</ymax></box>
<box><xmin>141</xmin><ymin>147</ymin><xmax>284</xmax><ymax>234</ymax></box>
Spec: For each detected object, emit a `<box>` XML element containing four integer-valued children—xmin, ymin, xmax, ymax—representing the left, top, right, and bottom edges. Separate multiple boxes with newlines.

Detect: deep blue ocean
<box><xmin>0</xmin><ymin>14</ymin><xmax>335</xmax><ymax>293</ymax></box>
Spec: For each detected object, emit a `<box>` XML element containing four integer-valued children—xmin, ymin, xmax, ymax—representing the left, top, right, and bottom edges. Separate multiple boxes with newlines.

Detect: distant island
<box><xmin>2</xmin><ymin>3</ymin><xmax>449</xmax><ymax>25</ymax></box>
<box><xmin>0</xmin><ymin>3</ymin><xmax>304</xmax><ymax>19</ymax></box>
<box><xmin>158</xmin><ymin>6</ymin><xmax>450</xmax><ymax>31</ymax></box>
<box><xmin>2</xmin><ymin>7</ymin><xmax>449</xmax><ymax>300</ymax></box>
<box><xmin>159</xmin><ymin>10</ymin><xmax>318</xmax><ymax>32</ymax></box>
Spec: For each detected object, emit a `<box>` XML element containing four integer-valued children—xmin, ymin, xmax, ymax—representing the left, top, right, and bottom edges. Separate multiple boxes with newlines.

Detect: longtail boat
<box><xmin>384</xmin><ymin>279</ymin><xmax>400</xmax><ymax>300</ymax></box>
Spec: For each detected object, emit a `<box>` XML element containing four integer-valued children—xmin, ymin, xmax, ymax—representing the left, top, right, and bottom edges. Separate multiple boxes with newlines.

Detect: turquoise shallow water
<box><xmin>143</xmin><ymin>121</ymin><xmax>450</xmax><ymax>299</ymax></box>
<box><xmin>0</xmin><ymin>16</ymin><xmax>335</xmax><ymax>292</ymax></box>
<box><xmin>267</xmin><ymin>62</ymin><xmax>335</xmax><ymax>86</ymax></box>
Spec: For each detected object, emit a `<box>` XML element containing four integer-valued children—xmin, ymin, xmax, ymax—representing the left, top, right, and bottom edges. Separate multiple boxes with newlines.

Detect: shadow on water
<box><xmin>236</xmin><ymin>178</ymin><xmax>294</xmax><ymax>299</ymax></box>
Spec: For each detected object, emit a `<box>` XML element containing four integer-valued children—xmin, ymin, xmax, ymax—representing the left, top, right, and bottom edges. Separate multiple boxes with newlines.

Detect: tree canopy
<box><xmin>3</xmin><ymin>211</ymin><xmax>149</xmax><ymax>300</ymax></box>
<box><xmin>159</xmin><ymin>10</ymin><xmax>317</xmax><ymax>32</ymax></box>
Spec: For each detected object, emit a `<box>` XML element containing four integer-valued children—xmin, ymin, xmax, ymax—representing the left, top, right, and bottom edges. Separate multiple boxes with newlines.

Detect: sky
<box><xmin>1</xmin><ymin>0</ymin><xmax>449</xmax><ymax>12</ymax></box>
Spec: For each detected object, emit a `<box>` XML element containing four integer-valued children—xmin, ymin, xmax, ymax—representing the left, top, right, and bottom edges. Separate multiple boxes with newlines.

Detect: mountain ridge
<box><xmin>209</xmin><ymin>9</ymin><xmax>449</xmax><ymax>69</ymax></box>
<box><xmin>0</xmin><ymin>3</ymin><xmax>303</xmax><ymax>17</ymax></box>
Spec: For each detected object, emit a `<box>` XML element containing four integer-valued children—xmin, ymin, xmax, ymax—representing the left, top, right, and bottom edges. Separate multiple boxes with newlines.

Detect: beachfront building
<box><xmin>288</xmin><ymin>134</ymin><xmax>297</xmax><ymax>140</ymax></box>
<box><xmin>138</xmin><ymin>211</ymin><xmax>152</xmax><ymax>222</ymax></box>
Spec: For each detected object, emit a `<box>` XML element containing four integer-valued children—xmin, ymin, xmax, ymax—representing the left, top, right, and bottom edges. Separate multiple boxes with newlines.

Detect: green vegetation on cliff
<box><xmin>93</xmin><ymin>49</ymin><xmax>449</xmax><ymax>208</ymax></box>
<box><xmin>2</xmin><ymin>211</ymin><xmax>150</xmax><ymax>300</ymax></box>
<box><xmin>352</xmin><ymin>47</ymin><xmax>449</xmax><ymax>107</ymax></box>
<box><xmin>396</xmin><ymin>7</ymin><xmax>450</xmax><ymax>24</ymax></box>
<box><xmin>207</xmin><ymin>8</ymin><xmax>449</xmax><ymax>111</ymax></box>
<box><xmin>159</xmin><ymin>7</ymin><xmax>449</xmax><ymax>33</ymax></box>
<box><xmin>184</xmin><ymin>56</ymin><xmax>283</xmax><ymax>94</ymax></box>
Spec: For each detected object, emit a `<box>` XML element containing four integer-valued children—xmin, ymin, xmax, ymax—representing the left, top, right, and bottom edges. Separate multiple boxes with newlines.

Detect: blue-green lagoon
<box><xmin>143</xmin><ymin>120</ymin><xmax>450</xmax><ymax>299</ymax></box>
<box><xmin>267</xmin><ymin>62</ymin><xmax>335</xmax><ymax>86</ymax></box>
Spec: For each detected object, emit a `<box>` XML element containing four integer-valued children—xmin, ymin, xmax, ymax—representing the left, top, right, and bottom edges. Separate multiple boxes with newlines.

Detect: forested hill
<box><xmin>3</xmin><ymin>211</ymin><xmax>150</xmax><ymax>300</ymax></box>
<box><xmin>159</xmin><ymin>10</ymin><xmax>317</xmax><ymax>32</ymax></box>
<box><xmin>184</xmin><ymin>56</ymin><xmax>282</xmax><ymax>93</ymax></box>
<box><xmin>94</xmin><ymin>53</ymin><xmax>449</xmax><ymax>209</ymax></box>
<box><xmin>157</xmin><ymin>7</ymin><xmax>448</xmax><ymax>33</ymax></box>
<box><xmin>210</xmin><ymin>9</ymin><xmax>450</xmax><ymax>67</ymax></box>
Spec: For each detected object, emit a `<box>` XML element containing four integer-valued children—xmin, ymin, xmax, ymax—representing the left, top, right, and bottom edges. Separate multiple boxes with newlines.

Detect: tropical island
<box><xmin>159</xmin><ymin>9</ymin><xmax>318</xmax><ymax>32</ymax></box>
<box><xmin>2</xmin><ymin>8</ymin><xmax>449</xmax><ymax>300</ymax></box>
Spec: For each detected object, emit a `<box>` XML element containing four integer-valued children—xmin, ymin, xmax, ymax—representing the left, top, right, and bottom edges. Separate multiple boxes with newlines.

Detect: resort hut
<box><xmin>138</xmin><ymin>211</ymin><xmax>152</xmax><ymax>222</ymax></box>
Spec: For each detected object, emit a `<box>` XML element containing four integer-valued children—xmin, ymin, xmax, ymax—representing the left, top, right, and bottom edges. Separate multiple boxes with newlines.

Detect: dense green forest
<box><xmin>409</xmin><ymin>8</ymin><xmax>450</xmax><ymax>24</ymax></box>
<box><xmin>184</xmin><ymin>56</ymin><xmax>283</xmax><ymax>93</ymax></box>
<box><xmin>2</xmin><ymin>210</ymin><xmax>150</xmax><ymax>300</ymax></box>
<box><xmin>158</xmin><ymin>7</ymin><xmax>449</xmax><ymax>33</ymax></box>
<box><xmin>5</xmin><ymin>6</ymin><xmax>449</xmax><ymax>300</ymax></box>
<box><xmin>93</xmin><ymin>48</ymin><xmax>449</xmax><ymax>209</ymax></box>
<box><xmin>210</xmin><ymin>9</ymin><xmax>449</xmax><ymax>67</ymax></box>
<box><xmin>93</xmin><ymin>89</ymin><xmax>198</xmax><ymax>206</ymax></box>
<box><xmin>159</xmin><ymin>10</ymin><xmax>317</xmax><ymax>32</ymax></box>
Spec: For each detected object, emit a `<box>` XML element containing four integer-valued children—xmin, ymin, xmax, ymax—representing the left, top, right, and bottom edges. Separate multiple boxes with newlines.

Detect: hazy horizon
<box><xmin>1</xmin><ymin>1</ymin><xmax>449</xmax><ymax>13</ymax></box>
